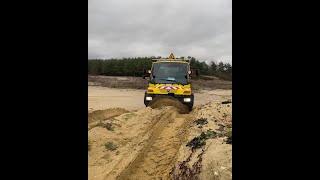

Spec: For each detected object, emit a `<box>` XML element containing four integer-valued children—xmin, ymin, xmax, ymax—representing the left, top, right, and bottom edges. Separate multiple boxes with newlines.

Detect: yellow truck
<box><xmin>143</xmin><ymin>53</ymin><xmax>197</xmax><ymax>111</ymax></box>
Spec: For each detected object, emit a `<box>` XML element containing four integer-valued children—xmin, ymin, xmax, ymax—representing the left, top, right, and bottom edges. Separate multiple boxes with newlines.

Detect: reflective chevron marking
<box><xmin>159</xmin><ymin>86</ymin><xmax>180</xmax><ymax>90</ymax></box>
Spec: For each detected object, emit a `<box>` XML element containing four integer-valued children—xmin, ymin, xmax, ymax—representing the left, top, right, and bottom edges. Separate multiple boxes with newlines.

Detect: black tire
<box><xmin>144</xmin><ymin>92</ymin><xmax>149</xmax><ymax>106</ymax></box>
<box><xmin>187</xmin><ymin>94</ymin><xmax>194</xmax><ymax>111</ymax></box>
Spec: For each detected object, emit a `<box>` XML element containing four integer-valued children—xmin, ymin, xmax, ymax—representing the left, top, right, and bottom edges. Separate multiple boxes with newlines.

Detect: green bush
<box><xmin>104</xmin><ymin>142</ymin><xmax>118</xmax><ymax>151</ymax></box>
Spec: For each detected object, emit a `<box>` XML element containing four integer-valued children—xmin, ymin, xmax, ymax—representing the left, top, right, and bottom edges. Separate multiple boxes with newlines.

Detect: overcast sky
<box><xmin>88</xmin><ymin>0</ymin><xmax>232</xmax><ymax>64</ymax></box>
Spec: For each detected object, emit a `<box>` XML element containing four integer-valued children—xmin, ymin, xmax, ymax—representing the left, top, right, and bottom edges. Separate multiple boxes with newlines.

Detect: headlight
<box><xmin>146</xmin><ymin>97</ymin><xmax>152</xmax><ymax>101</ymax></box>
<box><xmin>183</xmin><ymin>98</ymin><xmax>191</xmax><ymax>102</ymax></box>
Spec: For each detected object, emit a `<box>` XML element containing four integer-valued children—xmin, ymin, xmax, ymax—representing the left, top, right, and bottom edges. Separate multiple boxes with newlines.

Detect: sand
<box><xmin>88</xmin><ymin>86</ymin><xmax>232</xmax><ymax>180</ymax></box>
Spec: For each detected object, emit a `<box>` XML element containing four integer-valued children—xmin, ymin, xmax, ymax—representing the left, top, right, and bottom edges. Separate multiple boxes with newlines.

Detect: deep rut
<box><xmin>116</xmin><ymin>108</ymin><xmax>193</xmax><ymax>180</ymax></box>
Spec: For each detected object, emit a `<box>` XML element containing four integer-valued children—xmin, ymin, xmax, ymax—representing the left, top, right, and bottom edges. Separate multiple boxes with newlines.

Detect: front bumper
<box><xmin>144</xmin><ymin>93</ymin><xmax>194</xmax><ymax>105</ymax></box>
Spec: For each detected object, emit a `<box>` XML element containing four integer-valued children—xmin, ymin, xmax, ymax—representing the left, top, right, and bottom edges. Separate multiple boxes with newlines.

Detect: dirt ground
<box><xmin>88</xmin><ymin>86</ymin><xmax>144</xmax><ymax>112</ymax></box>
<box><xmin>88</xmin><ymin>86</ymin><xmax>231</xmax><ymax>112</ymax></box>
<box><xmin>88</xmin><ymin>86</ymin><xmax>232</xmax><ymax>180</ymax></box>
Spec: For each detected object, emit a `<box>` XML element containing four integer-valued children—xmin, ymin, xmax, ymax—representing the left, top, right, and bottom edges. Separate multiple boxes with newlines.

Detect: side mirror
<box><xmin>188</xmin><ymin>70</ymin><xmax>192</xmax><ymax>78</ymax></box>
<box><xmin>142</xmin><ymin>69</ymin><xmax>151</xmax><ymax>79</ymax></box>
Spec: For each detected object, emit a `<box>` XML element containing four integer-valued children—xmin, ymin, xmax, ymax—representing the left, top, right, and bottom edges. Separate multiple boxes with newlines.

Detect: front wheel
<box><xmin>143</xmin><ymin>92</ymin><xmax>149</xmax><ymax>106</ymax></box>
<box><xmin>187</xmin><ymin>94</ymin><xmax>194</xmax><ymax>111</ymax></box>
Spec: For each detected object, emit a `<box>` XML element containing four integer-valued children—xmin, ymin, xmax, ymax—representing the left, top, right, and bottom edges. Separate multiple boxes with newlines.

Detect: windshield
<box><xmin>151</xmin><ymin>62</ymin><xmax>188</xmax><ymax>84</ymax></box>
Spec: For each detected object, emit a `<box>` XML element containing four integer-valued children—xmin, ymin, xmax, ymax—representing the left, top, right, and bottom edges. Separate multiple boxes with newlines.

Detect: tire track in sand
<box><xmin>116</xmin><ymin>107</ymin><xmax>193</xmax><ymax>180</ymax></box>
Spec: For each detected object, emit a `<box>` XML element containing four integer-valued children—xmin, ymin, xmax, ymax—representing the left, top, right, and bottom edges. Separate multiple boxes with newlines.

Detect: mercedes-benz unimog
<box><xmin>143</xmin><ymin>53</ymin><xmax>198</xmax><ymax>111</ymax></box>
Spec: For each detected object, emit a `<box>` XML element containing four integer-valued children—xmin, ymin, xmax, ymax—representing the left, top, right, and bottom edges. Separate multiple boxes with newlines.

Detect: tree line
<box><xmin>88</xmin><ymin>57</ymin><xmax>232</xmax><ymax>80</ymax></box>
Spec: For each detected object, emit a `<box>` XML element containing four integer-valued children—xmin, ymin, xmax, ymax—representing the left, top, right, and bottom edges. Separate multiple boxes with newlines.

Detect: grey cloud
<box><xmin>89</xmin><ymin>0</ymin><xmax>232</xmax><ymax>64</ymax></box>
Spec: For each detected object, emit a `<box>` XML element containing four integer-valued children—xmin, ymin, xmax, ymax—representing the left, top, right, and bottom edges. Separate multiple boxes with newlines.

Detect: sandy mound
<box><xmin>171</xmin><ymin>101</ymin><xmax>232</xmax><ymax>180</ymax></box>
<box><xmin>89</xmin><ymin>108</ymin><xmax>129</xmax><ymax>123</ymax></box>
<box><xmin>89</xmin><ymin>106</ymin><xmax>194</xmax><ymax>180</ymax></box>
<box><xmin>148</xmin><ymin>96</ymin><xmax>190</xmax><ymax>114</ymax></box>
<box><xmin>88</xmin><ymin>99</ymin><xmax>232</xmax><ymax>180</ymax></box>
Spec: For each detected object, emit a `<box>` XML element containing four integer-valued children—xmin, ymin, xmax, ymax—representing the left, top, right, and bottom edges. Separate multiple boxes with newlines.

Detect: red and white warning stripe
<box><xmin>159</xmin><ymin>86</ymin><xmax>180</xmax><ymax>90</ymax></box>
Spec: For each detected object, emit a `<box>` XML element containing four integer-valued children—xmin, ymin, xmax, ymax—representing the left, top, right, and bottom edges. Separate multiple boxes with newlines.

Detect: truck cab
<box><xmin>143</xmin><ymin>54</ymin><xmax>195</xmax><ymax>111</ymax></box>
